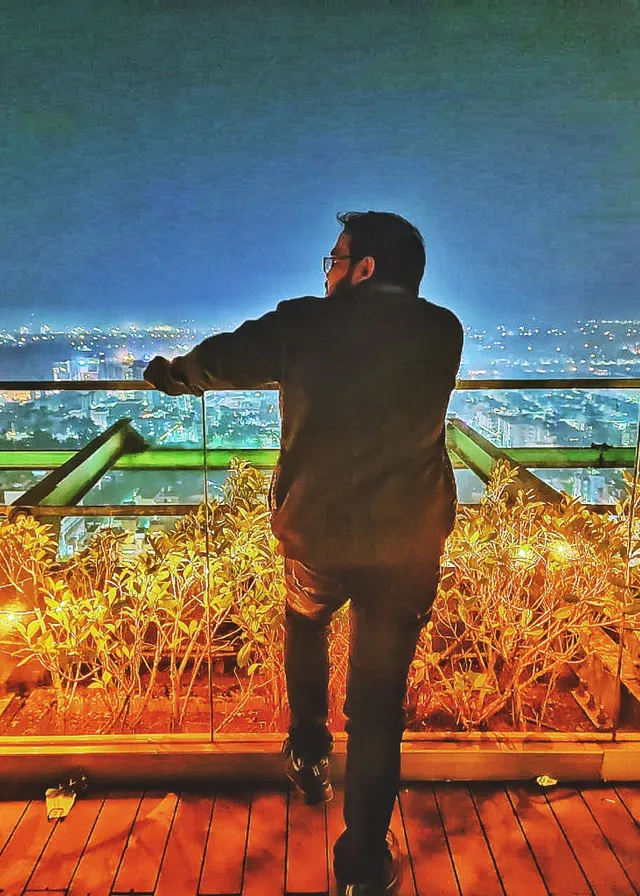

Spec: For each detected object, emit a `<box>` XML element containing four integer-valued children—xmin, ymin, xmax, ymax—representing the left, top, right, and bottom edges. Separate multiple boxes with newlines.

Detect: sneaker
<box><xmin>283</xmin><ymin>738</ymin><xmax>333</xmax><ymax>805</ymax></box>
<box><xmin>286</xmin><ymin>751</ymin><xmax>333</xmax><ymax>805</ymax></box>
<box><xmin>343</xmin><ymin>830</ymin><xmax>401</xmax><ymax>894</ymax></box>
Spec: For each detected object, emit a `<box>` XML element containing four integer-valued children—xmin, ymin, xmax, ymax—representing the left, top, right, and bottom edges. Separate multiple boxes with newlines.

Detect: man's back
<box><xmin>270</xmin><ymin>281</ymin><xmax>463</xmax><ymax>570</ymax></box>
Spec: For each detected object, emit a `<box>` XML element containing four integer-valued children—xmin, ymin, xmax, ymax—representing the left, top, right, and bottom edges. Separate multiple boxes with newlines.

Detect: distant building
<box><xmin>103</xmin><ymin>361</ymin><xmax>125</xmax><ymax>380</ymax></box>
<box><xmin>90</xmin><ymin>406</ymin><xmax>109</xmax><ymax>428</ymax></box>
<box><xmin>473</xmin><ymin>411</ymin><xmax>513</xmax><ymax>446</ymax></box>
<box><xmin>53</xmin><ymin>357</ymin><xmax>100</xmax><ymax>381</ymax></box>
<box><xmin>52</xmin><ymin>360</ymin><xmax>72</xmax><ymax>381</ymax></box>
<box><xmin>132</xmin><ymin>360</ymin><xmax>147</xmax><ymax>380</ymax></box>
<box><xmin>72</xmin><ymin>357</ymin><xmax>100</xmax><ymax>381</ymax></box>
<box><xmin>507</xmin><ymin>421</ymin><xmax>555</xmax><ymax>448</ymax></box>
<box><xmin>0</xmin><ymin>391</ymin><xmax>31</xmax><ymax>404</ymax></box>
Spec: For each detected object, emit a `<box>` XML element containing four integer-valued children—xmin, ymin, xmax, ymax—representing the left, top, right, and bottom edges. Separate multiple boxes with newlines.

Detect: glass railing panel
<box><xmin>535</xmin><ymin>468</ymin><xmax>625</xmax><ymax>506</ymax></box>
<box><xmin>81</xmin><ymin>470</ymin><xmax>210</xmax><ymax>506</ymax></box>
<box><xmin>449</xmin><ymin>387</ymin><xmax>639</xmax><ymax>449</ymax></box>
<box><xmin>0</xmin><ymin>470</ymin><xmax>48</xmax><ymax>504</ymax></box>
<box><xmin>0</xmin><ymin>388</ymin><xmax>206</xmax><ymax>449</ymax></box>
<box><xmin>0</xmin><ymin>380</ymin><xmax>637</xmax><ymax>744</ymax></box>
<box><xmin>201</xmin><ymin>391</ymin><xmax>638</xmax><ymax>739</ymax></box>
<box><xmin>205</xmin><ymin>390</ymin><xmax>280</xmax><ymax>449</ymax></box>
<box><xmin>0</xmin><ymin>389</ymin><xmax>213</xmax><ymax>739</ymax></box>
<box><xmin>611</xmin><ymin>450</ymin><xmax>640</xmax><ymax>737</ymax></box>
<box><xmin>441</xmin><ymin>384</ymin><xmax>637</xmax><ymax>736</ymax></box>
<box><xmin>454</xmin><ymin>468</ymin><xmax>486</xmax><ymax>503</ymax></box>
<box><xmin>201</xmin><ymin>396</ymin><xmax>284</xmax><ymax>734</ymax></box>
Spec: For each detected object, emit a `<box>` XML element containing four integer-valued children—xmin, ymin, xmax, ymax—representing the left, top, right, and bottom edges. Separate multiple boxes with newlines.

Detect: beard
<box><xmin>325</xmin><ymin>272</ymin><xmax>356</xmax><ymax>299</ymax></box>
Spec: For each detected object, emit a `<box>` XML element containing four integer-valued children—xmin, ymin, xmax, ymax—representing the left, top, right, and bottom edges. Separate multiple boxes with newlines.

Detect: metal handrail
<box><xmin>1</xmin><ymin>377</ymin><xmax>639</xmax><ymax>392</ymax></box>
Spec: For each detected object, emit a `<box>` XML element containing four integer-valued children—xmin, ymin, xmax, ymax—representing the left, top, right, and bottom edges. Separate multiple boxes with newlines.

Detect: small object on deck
<box><xmin>45</xmin><ymin>785</ymin><xmax>76</xmax><ymax>820</ymax></box>
<box><xmin>535</xmin><ymin>775</ymin><xmax>558</xmax><ymax>788</ymax></box>
<box><xmin>44</xmin><ymin>769</ymin><xmax>89</xmax><ymax>820</ymax></box>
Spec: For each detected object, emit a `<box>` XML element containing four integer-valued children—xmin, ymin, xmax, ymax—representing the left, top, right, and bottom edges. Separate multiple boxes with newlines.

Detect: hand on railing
<box><xmin>143</xmin><ymin>356</ymin><xmax>204</xmax><ymax>397</ymax></box>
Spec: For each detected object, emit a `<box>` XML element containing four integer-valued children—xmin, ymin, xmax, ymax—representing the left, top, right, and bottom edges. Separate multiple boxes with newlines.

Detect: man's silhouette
<box><xmin>145</xmin><ymin>211</ymin><xmax>463</xmax><ymax>894</ymax></box>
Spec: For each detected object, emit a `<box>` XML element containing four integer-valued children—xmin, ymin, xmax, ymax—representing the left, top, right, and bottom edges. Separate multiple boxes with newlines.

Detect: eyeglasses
<box><xmin>322</xmin><ymin>255</ymin><xmax>352</xmax><ymax>275</ymax></box>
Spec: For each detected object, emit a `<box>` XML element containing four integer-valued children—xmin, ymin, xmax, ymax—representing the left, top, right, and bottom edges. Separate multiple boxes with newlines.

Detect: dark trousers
<box><xmin>284</xmin><ymin>555</ymin><xmax>441</xmax><ymax>884</ymax></box>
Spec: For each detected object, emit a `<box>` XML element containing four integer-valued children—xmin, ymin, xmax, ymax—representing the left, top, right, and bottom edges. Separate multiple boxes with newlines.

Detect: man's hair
<box><xmin>336</xmin><ymin>211</ymin><xmax>426</xmax><ymax>293</ymax></box>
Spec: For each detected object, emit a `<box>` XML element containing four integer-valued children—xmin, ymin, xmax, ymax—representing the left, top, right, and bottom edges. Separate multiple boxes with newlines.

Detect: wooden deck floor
<box><xmin>1</xmin><ymin>783</ymin><xmax>640</xmax><ymax>895</ymax></box>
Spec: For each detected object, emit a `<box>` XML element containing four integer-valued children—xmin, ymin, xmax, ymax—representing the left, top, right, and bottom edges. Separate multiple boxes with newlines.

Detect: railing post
<box><xmin>8</xmin><ymin>419</ymin><xmax>147</xmax><ymax>537</ymax></box>
<box><xmin>446</xmin><ymin>417</ymin><xmax>563</xmax><ymax>503</ymax></box>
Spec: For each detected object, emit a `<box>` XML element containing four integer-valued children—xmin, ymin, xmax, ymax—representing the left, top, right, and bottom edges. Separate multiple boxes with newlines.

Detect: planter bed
<box><xmin>0</xmin><ymin>667</ymin><xmax>605</xmax><ymax>738</ymax></box>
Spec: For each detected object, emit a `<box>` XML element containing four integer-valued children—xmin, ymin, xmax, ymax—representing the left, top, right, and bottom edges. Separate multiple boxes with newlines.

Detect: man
<box><xmin>145</xmin><ymin>211</ymin><xmax>463</xmax><ymax>894</ymax></box>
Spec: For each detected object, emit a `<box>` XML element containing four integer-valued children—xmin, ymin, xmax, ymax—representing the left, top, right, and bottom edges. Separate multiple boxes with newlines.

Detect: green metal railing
<box><xmin>0</xmin><ymin>446</ymin><xmax>634</xmax><ymax>472</ymax></box>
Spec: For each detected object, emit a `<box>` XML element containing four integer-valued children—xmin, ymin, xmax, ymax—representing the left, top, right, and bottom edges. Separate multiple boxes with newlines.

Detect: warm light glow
<box><xmin>549</xmin><ymin>539</ymin><xmax>576</xmax><ymax>562</ymax></box>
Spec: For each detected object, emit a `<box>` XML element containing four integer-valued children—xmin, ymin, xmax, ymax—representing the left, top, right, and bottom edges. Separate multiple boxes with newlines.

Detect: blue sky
<box><xmin>2</xmin><ymin>0</ymin><xmax>638</xmax><ymax>330</ymax></box>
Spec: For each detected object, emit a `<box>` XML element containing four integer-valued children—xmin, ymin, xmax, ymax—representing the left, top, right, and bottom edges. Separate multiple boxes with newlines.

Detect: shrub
<box><xmin>408</xmin><ymin>461</ymin><xmax>638</xmax><ymax>729</ymax></box>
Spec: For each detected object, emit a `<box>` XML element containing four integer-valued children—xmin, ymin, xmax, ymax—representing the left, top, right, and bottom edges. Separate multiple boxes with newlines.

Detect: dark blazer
<box><xmin>147</xmin><ymin>281</ymin><xmax>464</xmax><ymax>571</ymax></box>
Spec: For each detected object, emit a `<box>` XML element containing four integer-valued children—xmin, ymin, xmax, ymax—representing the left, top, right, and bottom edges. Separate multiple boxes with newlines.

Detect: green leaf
<box><xmin>27</xmin><ymin>618</ymin><xmax>42</xmax><ymax>641</ymax></box>
<box><xmin>554</xmin><ymin>607</ymin><xmax>574</xmax><ymax>621</ymax></box>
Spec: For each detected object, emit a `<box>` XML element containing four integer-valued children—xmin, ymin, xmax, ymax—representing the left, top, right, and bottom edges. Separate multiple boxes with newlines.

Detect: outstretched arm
<box><xmin>144</xmin><ymin>307</ymin><xmax>284</xmax><ymax>395</ymax></box>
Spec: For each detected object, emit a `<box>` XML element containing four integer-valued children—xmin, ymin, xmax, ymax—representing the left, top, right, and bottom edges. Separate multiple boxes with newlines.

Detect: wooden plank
<box><xmin>286</xmin><ymin>784</ymin><xmax>329</xmax><ymax>895</ymax></box>
<box><xmin>67</xmin><ymin>791</ymin><xmax>142</xmax><ymax>896</ymax></box>
<box><xmin>27</xmin><ymin>795</ymin><xmax>104</xmax><ymax>890</ymax></box>
<box><xmin>200</xmin><ymin>787</ymin><xmax>251</xmax><ymax>895</ymax></box>
<box><xmin>242</xmin><ymin>788</ymin><xmax>287</xmax><ymax>896</ymax></box>
<box><xmin>470</xmin><ymin>786</ymin><xmax>545</xmax><ymax>896</ymax></box>
<box><xmin>507</xmin><ymin>785</ymin><xmax>590</xmax><ymax>895</ymax></box>
<box><xmin>614</xmin><ymin>783</ymin><xmax>640</xmax><ymax>824</ymax></box>
<box><xmin>155</xmin><ymin>793</ymin><xmax>214</xmax><ymax>896</ymax></box>
<box><xmin>546</xmin><ymin>786</ymin><xmax>634</xmax><ymax>895</ymax></box>
<box><xmin>391</xmin><ymin>794</ymin><xmax>417</xmax><ymax>895</ymax></box>
<box><xmin>326</xmin><ymin>788</ymin><xmax>344</xmax><ymax>896</ymax></box>
<box><xmin>399</xmin><ymin>785</ymin><xmax>459</xmax><ymax>896</ymax></box>
<box><xmin>582</xmin><ymin>786</ymin><xmax>640</xmax><ymax>891</ymax></box>
<box><xmin>112</xmin><ymin>790</ymin><xmax>178</xmax><ymax>894</ymax></box>
<box><xmin>0</xmin><ymin>800</ymin><xmax>56</xmax><ymax>894</ymax></box>
<box><xmin>436</xmin><ymin>786</ymin><xmax>502</xmax><ymax>896</ymax></box>
<box><xmin>0</xmin><ymin>800</ymin><xmax>28</xmax><ymax>853</ymax></box>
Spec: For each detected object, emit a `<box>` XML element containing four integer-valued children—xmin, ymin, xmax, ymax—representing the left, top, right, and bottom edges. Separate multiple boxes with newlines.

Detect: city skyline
<box><xmin>2</xmin><ymin>1</ymin><xmax>639</xmax><ymax>331</ymax></box>
<box><xmin>1</xmin><ymin>314</ymin><xmax>640</xmax><ymax>384</ymax></box>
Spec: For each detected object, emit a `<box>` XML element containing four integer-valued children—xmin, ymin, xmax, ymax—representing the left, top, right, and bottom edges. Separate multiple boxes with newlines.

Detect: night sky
<box><xmin>2</xmin><ymin>0</ymin><xmax>638</xmax><ymax>331</ymax></box>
